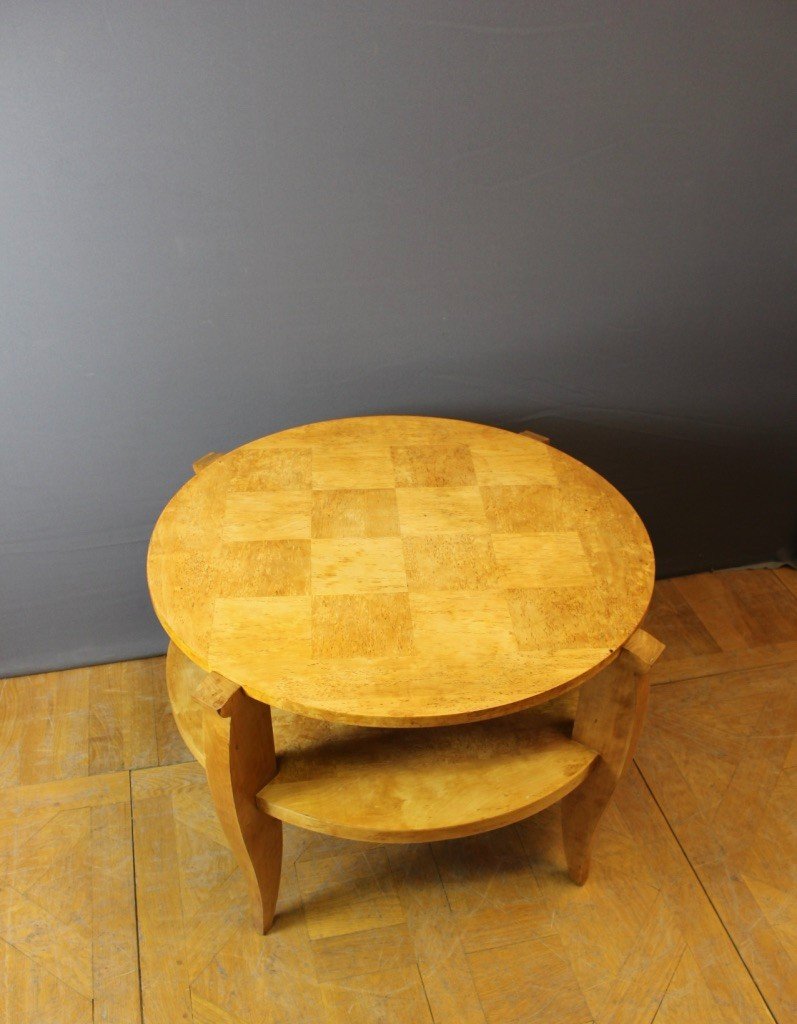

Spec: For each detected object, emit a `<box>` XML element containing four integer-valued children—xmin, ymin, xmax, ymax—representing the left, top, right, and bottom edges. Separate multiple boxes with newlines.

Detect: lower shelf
<box><xmin>166</xmin><ymin>642</ymin><xmax>597</xmax><ymax>843</ymax></box>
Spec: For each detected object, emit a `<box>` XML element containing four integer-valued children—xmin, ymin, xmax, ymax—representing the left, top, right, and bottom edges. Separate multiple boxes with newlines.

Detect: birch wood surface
<box><xmin>168</xmin><ymin>642</ymin><xmax>595</xmax><ymax>843</ymax></box>
<box><xmin>1</xmin><ymin>568</ymin><xmax>794</xmax><ymax>1022</ymax></box>
<box><xmin>148</xmin><ymin>415</ymin><xmax>654</xmax><ymax>726</ymax></box>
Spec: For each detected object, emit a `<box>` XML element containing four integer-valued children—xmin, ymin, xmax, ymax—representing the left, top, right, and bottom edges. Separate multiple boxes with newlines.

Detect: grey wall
<box><xmin>2</xmin><ymin>2</ymin><xmax>795</xmax><ymax>677</ymax></box>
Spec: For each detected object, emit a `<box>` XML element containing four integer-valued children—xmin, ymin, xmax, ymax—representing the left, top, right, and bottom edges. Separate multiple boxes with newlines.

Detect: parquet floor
<box><xmin>0</xmin><ymin>568</ymin><xmax>795</xmax><ymax>1024</ymax></box>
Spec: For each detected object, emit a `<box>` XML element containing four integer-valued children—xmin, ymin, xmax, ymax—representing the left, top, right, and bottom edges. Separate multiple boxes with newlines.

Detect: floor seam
<box><xmin>415</xmin><ymin>959</ymin><xmax>438</xmax><ymax>1024</ymax></box>
<box><xmin>633</xmin><ymin>760</ymin><xmax>778</xmax><ymax>1024</ymax></box>
<box><xmin>769</xmin><ymin>568</ymin><xmax>797</xmax><ymax>598</ymax></box>
<box><xmin>127</xmin><ymin>769</ymin><xmax>146</xmax><ymax>1024</ymax></box>
<box><xmin>649</xmin><ymin>945</ymin><xmax>686</xmax><ymax>1024</ymax></box>
<box><xmin>651</xmin><ymin>653</ymin><xmax>797</xmax><ymax>687</ymax></box>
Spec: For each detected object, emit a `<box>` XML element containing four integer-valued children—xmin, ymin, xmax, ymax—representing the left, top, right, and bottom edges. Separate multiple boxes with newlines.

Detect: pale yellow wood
<box><xmin>258</xmin><ymin>704</ymin><xmax>596</xmax><ymax>843</ymax></box>
<box><xmin>3</xmin><ymin>568</ymin><xmax>793</xmax><ymax>1021</ymax></box>
<box><xmin>13</xmin><ymin>667</ymin><xmax>90</xmax><ymax>784</ymax></box>
<box><xmin>0</xmin><ymin>770</ymin><xmax>129</xmax><ymax>817</ymax></box>
<box><xmin>636</xmin><ymin>661</ymin><xmax>797</xmax><ymax>1023</ymax></box>
<box><xmin>0</xmin><ymin>770</ymin><xmax>140</xmax><ymax>1023</ymax></box>
<box><xmin>0</xmin><ymin>882</ymin><xmax>92</xmax><ymax>998</ymax></box>
<box><xmin>90</xmin><ymin>799</ymin><xmax>141</xmax><ymax>1022</ymax></box>
<box><xmin>296</xmin><ymin>846</ymin><xmax>406</xmax><ymax>940</ymax></box>
<box><xmin>0</xmin><ymin>805</ymin><xmax>86</xmax><ymax>893</ymax></box>
<box><xmin>468</xmin><ymin>932</ymin><xmax>591</xmax><ymax>1024</ymax></box>
<box><xmin>193</xmin><ymin>451</ymin><xmax>224</xmax><ymax>474</ymax></box>
<box><xmin>455</xmin><ymin>898</ymin><xmax>554</xmax><ymax>953</ymax></box>
<box><xmin>89</xmin><ymin>659</ymin><xmax>159</xmax><ymax>772</ymax></box>
<box><xmin>131</xmin><ymin>761</ymin><xmax>326</xmax><ymax>1023</ymax></box>
<box><xmin>132</xmin><ymin>780</ymin><xmax>194</xmax><ymax>1023</ymax></box>
<box><xmin>148</xmin><ymin>415</ymin><xmax>655</xmax><ymax>726</ymax></box>
<box><xmin>309</xmin><ymin>922</ymin><xmax>415</xmax><ymax>983</ymax></box>
<box><xmin>650</xmin><ymin>640</ymin><xmax>797</xmax><ymax>684</ymax></box>
<box><xmin>431</xmin><ymin>827</ymin><xmax>542</xmax><ymax>914</ymax></box>
<box><xmin>321</xmin><ymin>964</ymin><xmax>434</xmax><ymax>1023</ymax></box>
<box><xmin>0</xmin><ymin>675</ymin><xmax>24</xmax><ymax>787</ymax></box>
<box><xmin>519</xmin><ymin>428</ymin><xmax>551</xmax><ymax>443</ymax></box>
<box><xmin>166</xmin><ymin>641</ymin><xmax>595</xmax><ymax>844</ymax></box>
<box><xmin>561</xmin><ymin>628</ymin><xmax>663</xmax><ymax>884</ymax></box>
<box><xmin>150</xmin><ymin>654</ymin><xmax>194</xmax><ymax>765</ymax></box>
<box><xmin>0</xmin><ymin>658</ymin><xmax>186</xmax><ymax>785</ymax></box>
<box><xmin>385</xmin><ymin>842</ymin><xmax>488</xmax><ymax>1024</ymax></box>
<box><xmin>165</xmin><ymin>642</ymin><xmax>205</xmax><ymax>764</ymax></box>
<box><xmin>194</xmin><ymin>672</ymin><xmax>240</xmax><ymax>715</ymax></box>
<box><xmin>0</xmin><ymin>937</ymin><xmax>92</xmax><ymax>1024</ymax></box>
<box><xmin>190</xmin><ymin>992</ymin><xmax>251</xmax><ymax>1024</ymax></box>
<box><xmin>614</xmin><ymin>766</ymin><xmax>776</xmax><ymax>1024</ymax></box>
<box><xmin>595</xmin><ymin>892</ymin><xmax>685</xmax><ymax>1023</ymax></box>
<box><xmin>621</xmin><ymin>626</ymin><xmax>666</xmax><ymax>673</ymax></box>
<box><xmin>655</xmin><ymin>946</ymin><xmax>729</xmax><ymax>1024</ymax></box>
<box><xmin>197</xmin><ymin>680</ymin><xmax>282</xmax><ymax>933</ymax></box>
<box><xmin>14</xmin><ymin>677</ymin><xmax>53</xmax><ymax>784</ymax></box>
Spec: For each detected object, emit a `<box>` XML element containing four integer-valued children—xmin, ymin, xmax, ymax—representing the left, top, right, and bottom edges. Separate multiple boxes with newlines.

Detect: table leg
<box><xmin>194</xmin><ymin>674</ymin><xmax>283</xmax><ymax>933</ymax></box>
<box><xmin>561</xmin><ymin>628</ymin><xmax>664</xmax><ymax>884</ymax></box>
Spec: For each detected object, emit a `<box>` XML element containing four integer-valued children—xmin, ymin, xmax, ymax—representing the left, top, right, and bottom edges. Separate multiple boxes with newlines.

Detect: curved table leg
<box><xmin>194</xmin><ymin>673</ymin><xmax>283</xmax><ymax>933</ymax></box>
<box><xmin>561</xmin><ymin>628</ymin><xmax>664</xmax><ymax>885</ymax></box>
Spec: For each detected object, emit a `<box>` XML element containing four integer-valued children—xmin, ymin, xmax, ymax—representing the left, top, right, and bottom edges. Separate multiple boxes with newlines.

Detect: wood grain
<box><xmin>636</xmin><ymin>661</ymin><xmax>797</xmax><ymax>1023</ymax></box>
<box><xmin>1</xmin><ymin>566</ymin><xmax>794</xmax><ymax>1022</ymax></box>
<box><xmin>0</xmin><ymin>772</ymin><xmax>140</xmax><ymax>1023</ymax></box>
<box><xmin>148</xmin><ymin>415</ymin><xmax>654</xmax><ymax>726</ymax></box>
<box><xmin>648</xmin><ymin>568</ymin><xmax>797</xmax><ymax>684</ymax></box>
<box><xmin>196</xmin><ymin>678</ymin><xmax>282</xmax><ymax>933</ymax></box>
<box><xmin>193</xmin><ymin>452</ymin><xmax>224</xmax><ymax>474</ymax></box>
<box><xmin>166</xmin><ymin>642</ymin><xmax>595</xmax><ymax>843</ymax></box>
<box><xmin>257</xmin><ymin>712</ymin><xmax>596</xmax><ymax>842</ymax></box>
<box><xmin>561</xmin><ymin>628</ymin><xmax>662</xmax><ymax>884</ymax></box>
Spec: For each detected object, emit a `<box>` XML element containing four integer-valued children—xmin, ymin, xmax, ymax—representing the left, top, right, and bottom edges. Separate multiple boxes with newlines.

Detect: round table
<box><xmin>147</xmin><ymin>415</ymin><xmax>662</xmax><ymax>933</ymax></box>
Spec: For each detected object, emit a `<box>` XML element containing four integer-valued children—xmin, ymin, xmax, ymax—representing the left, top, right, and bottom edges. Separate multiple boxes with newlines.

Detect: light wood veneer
<box><xmin>150</xmin><ymin>417</ymin><xmax>661</xmax><ymax>933</ymax></box>
<box><xmin>167</xmin><ymin>642</ymin><xmax>597</xmax><ymax>843</ymax></box>
<box><xmin>148</xmin><ymin>415</ymin><xmax>655</xmax><ymax>727</ymax></box>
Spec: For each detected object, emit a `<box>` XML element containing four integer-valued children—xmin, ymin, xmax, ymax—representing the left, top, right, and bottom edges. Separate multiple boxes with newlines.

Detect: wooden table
<box><xmin>147</xmin><ymin>415</ymin><xmax>662</xmax><ymax>933</ymax></box>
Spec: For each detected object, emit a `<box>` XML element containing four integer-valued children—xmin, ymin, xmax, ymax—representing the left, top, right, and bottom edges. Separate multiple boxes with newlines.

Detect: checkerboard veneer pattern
<box><xmin>219</xmin><ymin>446</ymin><xmax>588</xmax><ymax>637</ymax></box>
<box><xmin>148</xmin><ymin>417</ymin><xmax>654</xmax><ymax>725</ymax></box>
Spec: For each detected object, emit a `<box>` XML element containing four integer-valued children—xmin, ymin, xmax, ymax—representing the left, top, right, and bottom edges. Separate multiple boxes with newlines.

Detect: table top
<box><xmin>147</xmin><ymin>415</ymin><xmax>655</xmax><ymax>726</ymax></box>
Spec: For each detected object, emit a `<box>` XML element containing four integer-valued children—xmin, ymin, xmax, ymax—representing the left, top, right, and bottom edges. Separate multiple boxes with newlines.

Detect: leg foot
<box><xmin>195</xmin><ymin>674</ymin><xmax>282</xmax><ymax>933</ymax></box>
<box><xmin>562</xmin><ymin>628</ymin><xmax>663</xmax><ymax>884</ymax></box>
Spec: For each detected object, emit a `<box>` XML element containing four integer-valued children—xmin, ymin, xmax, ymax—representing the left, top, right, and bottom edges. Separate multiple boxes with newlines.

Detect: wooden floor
<box><xmin>0</xmin><ymin>568</ymin><xmax>795</xmax><ymax>1024</ymax></box>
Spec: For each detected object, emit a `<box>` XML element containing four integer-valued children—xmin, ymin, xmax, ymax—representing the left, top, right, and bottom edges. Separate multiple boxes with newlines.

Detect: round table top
<box><xmin>147</xmin><ymin>415</ymin><xmax>655</xmax><ymax>726</ymax></box>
